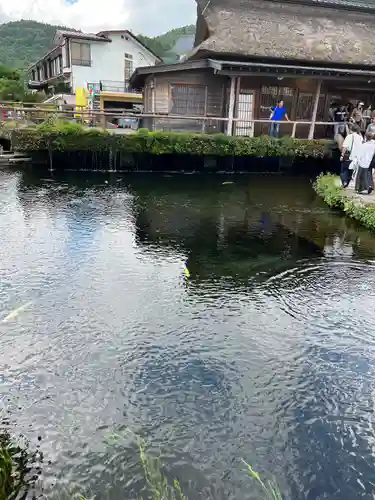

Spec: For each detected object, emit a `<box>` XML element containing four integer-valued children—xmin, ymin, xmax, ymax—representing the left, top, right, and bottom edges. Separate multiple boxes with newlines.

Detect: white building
<box><xmin>28</xmin><ymin>29</ymin><xmax>161</xmax><ymax>94</ymax></box>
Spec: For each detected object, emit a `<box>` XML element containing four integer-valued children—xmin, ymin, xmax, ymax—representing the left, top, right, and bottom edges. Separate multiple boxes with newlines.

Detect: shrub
<box><xmin>313</xmin><ymin>173</ymin><xmax>375</xmax><ymax>231</ymax></box>
<box><xmin>9</xmin><ymin>122</ymin><xmax>332</xmax><ymax>158</ymax></box>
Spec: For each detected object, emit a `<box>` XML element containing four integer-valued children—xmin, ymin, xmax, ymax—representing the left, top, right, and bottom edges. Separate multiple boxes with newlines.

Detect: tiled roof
<box><xmin>56</xmin><ymin>30</ymin><xmax>111</xmax><ymax>42</ymax></box>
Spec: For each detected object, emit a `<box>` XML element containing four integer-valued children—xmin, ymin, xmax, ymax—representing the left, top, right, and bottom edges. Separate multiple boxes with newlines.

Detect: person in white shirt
<box><xmin>340</xmin><ymin>123</ymin><xmax>363</xmax><ymax>187</ymax></box>
<box><xmin>351</xmin><ymin>131</ymin><xmax>375</xmax><ymax>194</ymax></box>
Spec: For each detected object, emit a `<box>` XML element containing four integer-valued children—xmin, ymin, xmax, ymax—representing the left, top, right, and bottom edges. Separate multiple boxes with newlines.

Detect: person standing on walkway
<box><xmin>269</xmin><ymin>100</ymin><xmax>289</xmax><ymax>138</ymax></box>
<box><xmin>351</xmin><ymin>101</ymin><xmax>364</xmax><ymax>131</ymax></box>
<box><xmin>334</xmin><ymin>105</ymin><xmax>348</xmax><ymax>138</ymax></box>
<box><xmin>352</xmin><ymin>130</ymin><xmax>375</xmax><ymax>194</ymax></box>
<box><xmin>340</xmin><ymin>123</ymin><xmax>363</xmax><ymax>188</ymax></box>
<box><xmin>365</xmin><ymin>110</ymin><xmax>375</xmax><ymax>135</ymax></box>
<box><xmin>363</xmin><ymin>104</ymin><xmax>372</xmax><ymax>130</ymax></box>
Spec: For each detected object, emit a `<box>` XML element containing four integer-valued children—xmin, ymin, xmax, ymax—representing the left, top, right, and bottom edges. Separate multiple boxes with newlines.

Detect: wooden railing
<box><xmin>0</xmin><ymin>104</ymin><xmax>341</xmax><ymax>139</ymax></box>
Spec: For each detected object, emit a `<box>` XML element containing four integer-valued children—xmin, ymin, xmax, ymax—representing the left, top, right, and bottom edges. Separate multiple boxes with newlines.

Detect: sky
<box><xmin>0</xmin><ymin>0</ymin><xmax>197</xmax><ymax>35</ymax></box>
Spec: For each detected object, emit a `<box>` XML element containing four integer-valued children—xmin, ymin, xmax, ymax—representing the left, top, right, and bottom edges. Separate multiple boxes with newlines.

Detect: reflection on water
<box><xmin>2</xmin><ymin>171</ymin><xmax>375</xmax><ymax>499</ymax></box>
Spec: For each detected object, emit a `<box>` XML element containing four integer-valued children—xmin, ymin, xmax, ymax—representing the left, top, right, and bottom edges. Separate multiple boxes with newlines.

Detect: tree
<box><xmin>0</xmin><ymin>63</ymin><xmax>45</xmax><ymax>102</ymax></box>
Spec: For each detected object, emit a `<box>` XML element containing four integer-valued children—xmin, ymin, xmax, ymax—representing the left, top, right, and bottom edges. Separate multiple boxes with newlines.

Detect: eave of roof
<box><xmin>129</xmin><ymin>57</ymin><xmax>375</xmax><ymax>88</ymax></box>
<box><xmin>57</xmin><ymin>30</ymin><xmax>111</xmax><ymax>42</ymax></box>
<box><xmin>211</xmin><ymin>58</ymin><xmax>375</xmax><ymax>80</ymax></box>
<box><xmin>133</xmin><ymin>59</ymin><xmax>211</xmax><ymax>74</ymax></box>
<box><xmin>28</xmin><ymin>46</ymin><xmax>61</xmax><ymax>70</ymax></box>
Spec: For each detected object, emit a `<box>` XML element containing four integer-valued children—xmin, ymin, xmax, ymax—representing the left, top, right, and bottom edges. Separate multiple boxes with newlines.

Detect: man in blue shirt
<box><xmin>269</xmin><ymin>100</ymin><xmax>290</xmax><ymax>138</ymax></box>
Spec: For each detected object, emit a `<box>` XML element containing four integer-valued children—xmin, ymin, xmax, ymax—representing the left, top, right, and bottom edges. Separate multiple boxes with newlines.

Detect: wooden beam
<box><xmin>234</xmin><ymin>76</ymin><xmax>241</xmax><ymax>137</ymax></box>
<box><xmin>308</xmin><ymin>80</ymin><xmax>322</xmax><ymax>140</ymax></box>
<box><xmin>226</xmin><ymin>76</ymin><xmax>236</xmax><ymax>136</ymax></box>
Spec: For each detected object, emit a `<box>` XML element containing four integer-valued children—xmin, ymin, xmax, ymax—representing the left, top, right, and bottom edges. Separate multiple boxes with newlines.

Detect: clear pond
<box><xmin>1</xmin><ymin>170</ymin><xmax>375</xmax><ymax>499</ymax></box>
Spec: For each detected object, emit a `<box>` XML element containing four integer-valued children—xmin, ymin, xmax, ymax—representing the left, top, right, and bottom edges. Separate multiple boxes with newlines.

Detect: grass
<box><xmin>313</xmin><ymin>173</ymin><xmax>375</xmax><ymax>231</ymax></box>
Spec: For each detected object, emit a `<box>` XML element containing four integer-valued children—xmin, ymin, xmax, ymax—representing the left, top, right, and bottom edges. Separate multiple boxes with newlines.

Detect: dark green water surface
<box><xmin>1</xmin><ymin>171</ymin><xmax>375</xmax><ymax>499</ymax></box>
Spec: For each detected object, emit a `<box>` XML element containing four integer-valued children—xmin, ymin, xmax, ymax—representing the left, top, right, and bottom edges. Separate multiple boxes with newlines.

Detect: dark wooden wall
<box><xmin>142</xmin><ymin>69</ymin><xmax>375</xmax><ymax>138</ymax></box>
<box><xmin>143</xmin><ymin>69</ymin><xmax>227</xmax><ymax>133</ymax></box>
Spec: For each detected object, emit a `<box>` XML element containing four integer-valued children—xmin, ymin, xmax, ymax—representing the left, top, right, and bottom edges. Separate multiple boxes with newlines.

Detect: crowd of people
<box><xmin>330</xmin><ymin>101</ymin><xmax>375</xmax><ymax>137</ymax></box>
<box><xmin>267</xmin><ymin>100</ymin><xmax>375</xmax><ymax>194</ymax></box>
<box><xmin>339</xmin><ymin>116</ymin><xmax>375</xmax><ymax>194</ymax></box>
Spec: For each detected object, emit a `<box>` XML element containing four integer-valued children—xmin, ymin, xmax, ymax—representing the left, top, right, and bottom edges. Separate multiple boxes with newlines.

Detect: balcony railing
<box><xmin>27</xmin><ymin>71</ymin><xmax>65</xmax><ymax>89</ymax></box>
<box><xmin>71</xmin><ymin>58</ymin><xmax>91</xmax><ymax>67</ymax></box>
<box><xmin>99</xmin><ymin>80</ymin><xmax>140</xmax><ymax>93</ymax></box>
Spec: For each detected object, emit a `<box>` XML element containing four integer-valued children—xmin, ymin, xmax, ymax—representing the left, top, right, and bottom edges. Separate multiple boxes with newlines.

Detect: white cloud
<box><xmin>0</xmin><ymin>0</ymin><xmax>196</xmax><ymax>35</ymax></box>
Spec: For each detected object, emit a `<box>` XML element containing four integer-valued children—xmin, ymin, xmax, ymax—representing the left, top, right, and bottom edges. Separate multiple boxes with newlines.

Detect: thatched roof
<box><xmin>192</xmin><ymin>0</ymin><xmax>375</xmax><ymax>66</ymax></box>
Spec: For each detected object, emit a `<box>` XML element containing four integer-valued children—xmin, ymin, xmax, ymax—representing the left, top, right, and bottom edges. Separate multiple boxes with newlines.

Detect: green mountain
<box><xmin>137</xmin><ymin>25</ymin><xmax>196</xmax><ymax>59</ymax></box>
<box><xmin>0</xmin><ymin>20</ymin><xmax>72</xmax><ymax>69</ymax></box>
<box><xmin>0</xmin><ymin>20</ymin><xmax>196</xmax><ymax>70</ymax></box>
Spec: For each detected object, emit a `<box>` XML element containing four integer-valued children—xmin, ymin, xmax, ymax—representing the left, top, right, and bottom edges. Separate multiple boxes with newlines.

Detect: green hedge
<box><xmin>314</xmin><ymin>173</ymin><xmax>375</xmax><ymax>231</ymax></box>
<box><xmin>9</xmin><ymin>121</ymin><xmax>332</xmax><ymax>158</ymax></box>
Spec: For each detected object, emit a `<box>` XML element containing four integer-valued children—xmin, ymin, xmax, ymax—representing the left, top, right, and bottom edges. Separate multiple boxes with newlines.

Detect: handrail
<box><xmin>0</xmin><ymin>105</ymin><xmax>343</xmax><ymax>139</ymax></box>
<box><xmin>0</xmin><ymin>106</ymin><xmax>340</xmax><ymax>124</ymax></box>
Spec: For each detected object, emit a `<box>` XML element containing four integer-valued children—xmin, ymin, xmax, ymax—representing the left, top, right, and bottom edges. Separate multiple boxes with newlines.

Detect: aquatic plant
<box><xmin>10</xmin><ymin>121</ymin><xmax>331</xmax><ymax>159</ymax></box>
<box><xmin>139</xmin><ymin>438</ymin><xmax>185</xmax><ymax>500</ymax></box>
<box><xmin>139</xmin><ymin>437</ymin><xmax>283</xmax><ymax>500</ymax></box>
<box><xmin>242</xmin><ymin>460</ymin><xmax>283</xmax><ymax>500</ymax></box>
<box><xmin>314</xmin><ymin>173</ymin><xmax>375</xmax><ymax>232</ymax></box>
<box><xmin>0</xmin><ymin>426</ymin><xmax>42</xmax><ymax>500</ymax></box>
<box><xmin>0</xmin><ymin>418</ymin><xmax>284</xmax><ymax>499</ymax></box>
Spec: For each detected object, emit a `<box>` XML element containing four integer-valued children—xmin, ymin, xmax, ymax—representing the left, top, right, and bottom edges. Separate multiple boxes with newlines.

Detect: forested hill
<box><xmin>137</xmin><ymin>25</ymin><xmax>196</xmax><ymax>60</ymax></box>
<box><xmin>0</xmin><ymin>20</ymin><xmax>196</xmax><ymax>69</ymax></box>
<box><xmin>0</xmin><ymin>21</ymin><xmax>72</xmax><ymax>69</ymax></box>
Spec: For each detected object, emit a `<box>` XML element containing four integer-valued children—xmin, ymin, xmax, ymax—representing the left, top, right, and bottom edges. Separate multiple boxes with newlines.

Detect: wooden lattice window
<box><xmin>296</xmin><ymin>93</ymin><xmax>326</xmax><ymax>121</ymax></box>
<box><xmin>170</xmin><ymin>84</ymin><xmax>206</xmax><ymax>116</ymax></box>
<box><xmin>259</xmin><ymin>86</ymin><xmax>294</xmax><ymax>119</ymax></box>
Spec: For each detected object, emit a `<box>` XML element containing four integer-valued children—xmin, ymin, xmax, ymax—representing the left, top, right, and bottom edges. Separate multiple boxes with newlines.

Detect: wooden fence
<box><xmin>0</xmin><ymin>103</ymin><xmax>342</xmax><ymax>139</ymax></box>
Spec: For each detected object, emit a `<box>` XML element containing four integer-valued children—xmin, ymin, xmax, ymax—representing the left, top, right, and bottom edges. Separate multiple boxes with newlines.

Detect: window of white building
<box><xmin>124</xmin><ymin>53</ymin><xmax>134</xmax><ymax>87</ymax></box>
<box><xmin>71</xmin><ymin>42</ymin><xmax>91</xmax><ymax>66</ymax></box>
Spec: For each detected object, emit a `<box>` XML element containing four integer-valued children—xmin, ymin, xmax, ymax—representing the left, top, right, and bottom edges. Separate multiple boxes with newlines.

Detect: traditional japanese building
<box><xmin>130</xmin><ymin>0</ymin><xmax>375</xmax><ymax>138</ymax></box>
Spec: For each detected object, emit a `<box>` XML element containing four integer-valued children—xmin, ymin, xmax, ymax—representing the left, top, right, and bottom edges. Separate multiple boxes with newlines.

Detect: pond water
<box><xmin>2</xmin><ymin>170</ymin><xmax>375</xmax><ymax>499</ymax></box>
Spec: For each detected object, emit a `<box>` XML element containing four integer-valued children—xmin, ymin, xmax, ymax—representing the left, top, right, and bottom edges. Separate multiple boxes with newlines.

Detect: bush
<box><xmin>313</xmin><ymin>173</ymin><xmax>375</xmax><ymax>231</ymax></box>
<box><xmin>9</xmin><ymin>121</ymin><xmax>332</xmax><ymax>158</ymax></box>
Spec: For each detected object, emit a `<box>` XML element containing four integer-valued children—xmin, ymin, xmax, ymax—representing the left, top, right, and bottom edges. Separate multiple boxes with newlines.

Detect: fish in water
<box><xmin>222</xmin><ymin>181</ymin><xmax>234</xmax><ymax>185</ymax></box>
<box><xmin>184</xmin><ymin>267</ymin><xmax>191</xmax><ymax>279</ymax></box>
<box><xmin>1</xmin><ymin>301</ymin><xmax>33</xmax><ymax>323</ymax></box>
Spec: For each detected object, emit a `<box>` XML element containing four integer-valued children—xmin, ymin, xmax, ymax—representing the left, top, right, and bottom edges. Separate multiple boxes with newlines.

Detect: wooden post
<box><xmin>234</xmin><ymin>76</ymin><xmax>241</xmax><ymax>137</ymax></box>
<box><xmin>226</xmin><ymin>76</ymin><xmax>236</xmax><ymax>136</ymax></box>
<box><xmin>151</xmin><ymin>81</ymin><xmax>156</xmax><ymax>132</ymax></box>
<box><xmin>202</xmin><ymin>86</ymin><xmax>208</xmax><ymax>133</ymax></box>
<box><xmin>308</xmin><ymin>80</ymin><xmax>322</xmax><ymax>140</ymax></box>
<box><xmin>292</xmin><ymin>122</ymin><xmax>297</xmax><ymax>138</ymax></box>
